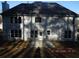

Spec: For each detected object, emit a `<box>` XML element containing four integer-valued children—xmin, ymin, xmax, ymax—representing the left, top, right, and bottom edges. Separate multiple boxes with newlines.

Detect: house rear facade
<box><xmin>1</xmin><ymin>1</ymin><xmax>78</xmax><ymax>41</ymax></box>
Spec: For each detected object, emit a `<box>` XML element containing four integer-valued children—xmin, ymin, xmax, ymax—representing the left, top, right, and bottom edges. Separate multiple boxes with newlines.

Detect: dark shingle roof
<box><xmin>1</xmin><ymin>2</ymin><xmax>78</xmax><ymax>16</ymax></box>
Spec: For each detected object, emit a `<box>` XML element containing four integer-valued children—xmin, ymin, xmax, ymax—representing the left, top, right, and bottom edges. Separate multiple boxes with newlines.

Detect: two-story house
<box><xmin>1</xmin><ymin>1</ymin><xmax>78</xmax><ymax>42</ymax></box>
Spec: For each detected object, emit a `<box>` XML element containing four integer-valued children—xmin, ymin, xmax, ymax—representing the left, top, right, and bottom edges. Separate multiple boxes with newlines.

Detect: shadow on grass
<box><xmin>59</xmin><ymin>41</ymin><xmax>77</xmax><ymax>48</ymax></box>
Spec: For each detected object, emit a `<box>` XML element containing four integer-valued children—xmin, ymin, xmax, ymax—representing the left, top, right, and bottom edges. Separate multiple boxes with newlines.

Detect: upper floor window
<box><xmin>35</xmin><ymin>16</ymin><xmax>41</xmax><ymax>23</ymax></box>
<box><xmin>15</xmin><ymin>17</ymin><xmax>18</xmax><ymax>23</ymax></box>
<box><xmin>18</xmin><ymin>17</ymin><xmax>21</xmax><ymax>23</ymax></box>
<box><xmin>47</xmin><ymin>30</ymin><xmax>50</xmax><ymax>35</ymax></box>
<box><xmin>10</xmin><ymin>17</ymin><xmax>21</xmax><ymax>23</ymax></box>
<box><xmin>40</xmin><ymin>32</ymin><xmax>42</xmax><ymax>36</ymax></box>
<box><xmin>77</xmin><ymin>29</ymin><xmax>79</xmax><ymax>32</ymax></box>
<box><xmin>10</xmin><ymin>17</ymin><xmax>13</xmax><ymax>23</ymax></box>
<box><xmin>77</xmin><ymin>34</ymin><xmax>79</xmax><ymax>39</ymax></box>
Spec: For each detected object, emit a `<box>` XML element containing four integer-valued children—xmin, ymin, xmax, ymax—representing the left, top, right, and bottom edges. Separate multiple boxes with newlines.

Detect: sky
<box><xmin>0</xmin><ymin>1</ymin><xmax>79</xmax><ymax>14</ymax></box>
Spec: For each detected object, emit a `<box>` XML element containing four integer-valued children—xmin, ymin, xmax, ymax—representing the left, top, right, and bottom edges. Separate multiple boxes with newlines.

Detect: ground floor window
<box><xmin>11</xmin><ymin>29</ymin><xmax>21</xmax><ymax>37</ymax></box>
<box><xmin>30</xmin><ymin>30</ymin><xmax>38</xmax><ymax>38</ymax></box>
<box><xmin>30</xmin><ymin>30</ymin><xmax>34</xmax><ymax>37</ymax></box>
<box><xmin>64</xmin><ymin>30</ymin><xmax>72</xmax><ymax>38</ymax></box>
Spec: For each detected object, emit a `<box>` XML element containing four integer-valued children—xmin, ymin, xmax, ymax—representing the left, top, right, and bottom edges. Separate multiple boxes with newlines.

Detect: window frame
<box><xmin>77</xmin><ymin>29</ymin><xmax>79</xmax><ymax>32</ymax></box>
<box><xmin>10</xmin><ymin>17</ymin><xmax>21</xmax><ymax>24</ymax></box>
<box><xmin>35</xmin><ymin>16</ymin><xmax>42</xmax><ymax>23</ymax></box>
<box><xmin>39</xmin><ymin>32</ymin><xmax>42</xmax><ymax>36</ymax></box>
<box><xmin>10</xmin><ymin>17</ymin><xmax>14</xmax><ymax>23</ymax></box>
<box><xmin>47</xmin><ymin>30</ymin><xmax>50</xmax><ymax>35</ymax></box>
<box><xmin>64</xmin><ymin>30</ymin><xmax>72</xmax><ymax>38</ymax></box>
<box><xmin>10</xmin><ymin>29</ymin><xmax>21</xmax><ymax>37</ymax></box>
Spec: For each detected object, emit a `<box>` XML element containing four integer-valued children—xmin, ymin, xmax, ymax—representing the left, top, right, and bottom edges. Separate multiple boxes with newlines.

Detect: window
<box><xmin>47</xmin><ymin>30</ymin><xmax>50</xmax><ymax>35</ymax></box>
<box><xmin>15</xmin><ymin>17</ymin><xmax>21</xmax><ymax>23</ymax></box>
<box><xmin>35</xmin><ymin>16</ymin><xmax>41</xmax><ymax>22</ymax></box>
<box><xmin>18</xmin><ymin>17</ymin><xmax>21</xmax><ymax>23</ymax></box>
<box><xmin>15</xmin><ymin>30</ymin><xmax>18</xmax><ymax>37</ymax></box>
<box><xmin>40</xmin><ymin>32</ymin><xmax>42</xmax><ymax>36</ymax></box>
<box><xmin>64</xmin><ymin>31</ymin><xmax>67</xmax><ymax>38</ymax></box>
<box><xmin>77</xmin><ymin>34</ymin><xmax>79</xmax><ymax>40</ymax></box>
<box><xmin>18</xmin><ymin>30</ymin><xmax>21</xmax><ymax>37</ymax></box>
<box><xmin>35</xmin><ymin>30</ymin><xmax>38</xmax><ymax>37</ymax></box>
<box><xmin>64</xmin><ymin>30</ymin><xmax>72</xmax><ymax>38</ymax></box>
<box><xmin>10</xmin><ymin>17</ymin><xmax>13</xmax><ymax>23</ymax></box>
<box><xmin>11</xmin><ymin>30</ymin><xmax>14</xmax><ymax>37</ymax></box>
<box><xmin>68</xmin><ymin>30</ymin><xmax>71</xmax><ymax>38</ymax></box>
<box><xmin>10</xmin><ymin>17</ymin><xmax>21</xmax><ymax>23</ymax></box>
<box><xmin>30</xmin><ymin>30</ymin><xmax>34</xmax><ymax>37</ymax></box>
<box><xmin>30</xmin><ymin>30</ymin><xmax>38</xmax><ymax>37</ymax></box>
<box><xmin>77</xmin><ymin>29</ymin><xmax>79</xmax><ymax>32</ymax></box>
<box><xmin>11</xmin><ymin>29</ymin><xmax>21</xmax><ymax>37</ymax></box>
<box><xmin>15</xmin><ymin>17</ymin><xmax>18</xmax><ymax>23</ymax></box>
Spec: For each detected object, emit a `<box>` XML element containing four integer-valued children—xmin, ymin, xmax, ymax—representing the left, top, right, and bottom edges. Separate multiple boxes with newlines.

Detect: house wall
<box><xmin>3</xmin><ymin>14</ymin><xmax>75</xmax><ymax>41</ymax></box>
<box><xmin>23</xmin><ymin>15</ymin><xmax>74</xmax><ymax>41</ymax></box>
